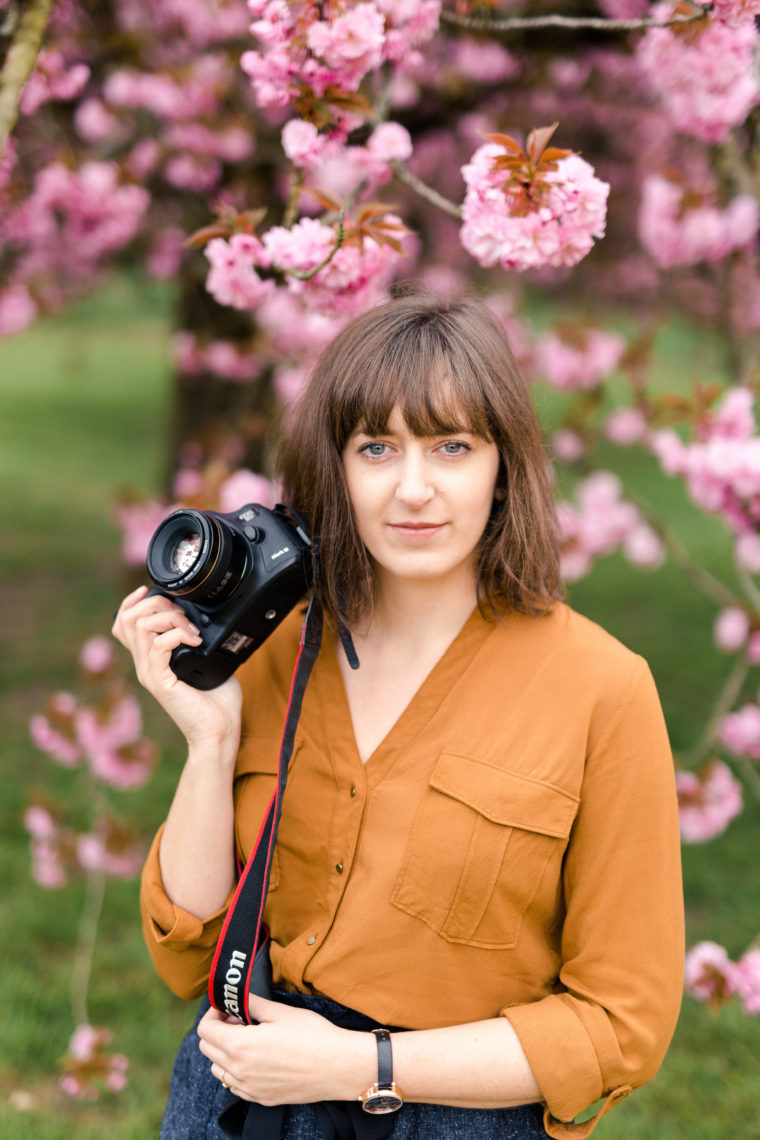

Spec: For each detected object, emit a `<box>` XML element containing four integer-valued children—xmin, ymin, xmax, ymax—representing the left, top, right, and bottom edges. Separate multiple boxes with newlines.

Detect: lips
<box><xmin>389</xmin><ymin>522</ymin><xmax>445</xmax><ymax>537</ymax></box>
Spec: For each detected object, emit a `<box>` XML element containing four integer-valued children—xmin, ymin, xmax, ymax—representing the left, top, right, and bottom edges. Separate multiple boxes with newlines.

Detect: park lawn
<box><xmin>0</xmin><ymin>280</ymin><xmax>758</xmax><ymax>1139</ymax></box>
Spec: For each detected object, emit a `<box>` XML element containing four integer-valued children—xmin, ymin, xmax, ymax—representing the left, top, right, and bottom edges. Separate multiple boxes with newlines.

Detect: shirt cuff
<box><xmin>502</xmin><ymin>994</ymin><xmax>628</xmax><ymax>1138</ymax></box>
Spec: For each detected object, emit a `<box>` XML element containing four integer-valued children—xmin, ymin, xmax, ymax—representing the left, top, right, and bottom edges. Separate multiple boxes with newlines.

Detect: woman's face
<box><xmin>342</xmin><ymin>404</ymin><xmax>501</xmax><ymax>596</ymax></box>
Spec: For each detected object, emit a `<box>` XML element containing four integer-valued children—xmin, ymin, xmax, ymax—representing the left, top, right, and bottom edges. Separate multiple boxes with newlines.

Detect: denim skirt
<box><xmin>160</xmin><ymin>992</ymin><xmax>548</xmax><ymax>1140</ymax></box>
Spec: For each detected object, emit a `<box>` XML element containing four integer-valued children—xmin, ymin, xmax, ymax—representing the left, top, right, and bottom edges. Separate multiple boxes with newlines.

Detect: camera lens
<box><xmin>147</xmin><ymin>509</ymin><xmax>246</xmax><ymax>604</ymax></box>
<box><xmin>170</xmin><ymin>532</ymin><xmax>202</xmax><ymax>575</ymax></box>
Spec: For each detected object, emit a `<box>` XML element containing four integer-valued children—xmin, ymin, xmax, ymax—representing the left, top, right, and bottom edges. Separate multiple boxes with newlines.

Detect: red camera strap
<box><xmin>209</xmin><ymin>596</ymin><xmax>324</xmax><ymax>1024</ymax></box>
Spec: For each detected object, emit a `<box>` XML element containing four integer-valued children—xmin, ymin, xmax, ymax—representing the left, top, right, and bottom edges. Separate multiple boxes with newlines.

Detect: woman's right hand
<box><xmin>111</xmin><ymin>584</ymin><xmax>243</xmax><ymax>754</ymax></box>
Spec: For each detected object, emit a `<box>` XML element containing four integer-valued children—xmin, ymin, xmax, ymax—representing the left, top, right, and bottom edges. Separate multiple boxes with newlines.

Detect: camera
<box><xmin>146</xmin><ymin>503</ymin><xmax>312</xmax><ymax>690</ymax></box>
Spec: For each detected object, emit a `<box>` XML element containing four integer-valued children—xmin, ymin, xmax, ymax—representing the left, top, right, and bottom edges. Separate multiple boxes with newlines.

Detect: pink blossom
<box><xmin>637</xmin><ymin>7</ymin><xmax>760</xmax><ymax>143</ymax></box>
<box><xmin>23</xmin><ymin>804</ymin><xmax>58</xmax><ymax>841</ymax></box>
<box><xmin>367</xmin><ymin>121</ymin><xmax>413</xmax><ymax>163</ymax></box>
<box><xmin>203</xmin><ymin>341</ymin><xmax>262</xmax><ymax>382</ymax></box>
<box><xmin>23</xmin><ymin>804</ymin><xmax>73</xmax><ymax>888</ymax></box>
<box><xmin>20</xmin><ymin>49</ymin><xmax>90</xmax><ymax>115</ymax></box>
<box><xmin>536</xmin><ymin>327</ymin><xmax>625</xmax><ymax>390</ymax></box>
<box><xmin>622</xmin><ymin>523</ymin><xmax>665</xmax><ymax>568</ymax></box>
<box><xmin>650</xmin><ymin>429</ymin><xmax>688</xmax><ymax>476</ymax></box>
<box><xmin>274</xmin><ymin>364</ymin><xmax>309</xmax><ymax>406</ymax></box>
<box><xmin>714</xmin><ymin>607</ymin><xmax>751</xmax><ymax>652</ymax></box>
<box><xmin>205</xmin><ymin>233</ymin><xmax>273</xmax><ymax>311</ymax></box>
<box><xmin>558</xmin><ymin>472</ymin><xmax>660</xmax><ymax>580</ymax></box>
<box><xmin>113</xmin><ymin>499</ymin><xmax>175</xmax><ymax>566</ymax></box>
<box><xmin>705</xmin><ymin>387</ymin><xmax>756</xmax><ymax>442</ymax></box>
<box><xmin>79</xmin><ymin>636</ymin><xmax>116</xmax><ymax>676</ymax></box>
<box><xmin>676</xmin><ymin>761</ymin><xmax>743</xmax><ymax>842</ymax></box>
<box><xmin>734</xmin><ymin>947</ymin><xmax>760</xmax><ymax>1014</ymax></box>
<box><xmin>145</xmin><ymin>228</ymin><xmax>185</xmax><ymax>281</ymax></box>
<box><xmin>86</xmin><ymin>737</ymin><xmax>158</xmax><ymax>791</ymax></box>
<box><xmin>29</xmin><ymin>692</ymin><xmax>81</xmax><ymax>766</ymax></box>
<box><xmin>0</xmin><ymin>284</ymin><xmax>38</xmax><ymax>337</ymax></box>
<box><xmin>282</xmin><ymin>119</ymin><xmax>331</xmax><ymax>168</ymax></box>
<box><xmin>61</xmin><ymin>1025</ymin><xmax>129</xmax><ymax>1100</ymax></box>
<box><xmin>735</xmin><ymin>531</ymin><xmax>760</xmax><ymax>573</ymax></box>
<box><xmin>684</xmin><ymin>940</ymin><xmax>738</xmax><ymax>1006</ymax></box>
<box><xmin>74</xmin><ymin>99</ymin><xmax>122</xmax><ymax>145</ymax></box>
<box><xmin>712</xmin><ymin>0</ymin><xmax>760</xmax><ymax>28</ymax></box>
<box><xmin>76</xmin><ymin>827</ymin><xmax>144</xmax><ymax>880</ymax></box>
<box><xmin>461</xmin><ymin>145</ymin><xmax>609</xmax><ymax>271</ymax></box>
<box><xmin>306</xmin><ymin>4</ymin><xmax>386</xmax><ymax>91</ymax></box>
<box><xmin>604</xmin><ymin>407</ymin><xmax>648</xmax><ymax>446</ymax></box>
<box><xmin>450</xmin><ymin>38</ymin><xmax>519</xmax><ymax>84</ymax></box>
<box><xmin>218</xmin><ymin>469</ymin><xmax>275</xmax><ymax>513</ymax></box>
<box><xmin>551</xmin><ymin>429</ymin><xmax>586</xmax><ymax>463</ymax></box>
<box><xmin>639</xmin><ymin>175</ymin><xmax>759</xmax><ymax>269</ymax></box>
<box><xmin>163</xmin><ymin>153</ymin><xmax>222</xmax><ymax>193</ymax></box>
<box><xmin>720</xmin><ymin>701</ymin><xmax>760</xmax><ymax>759</ymax></box>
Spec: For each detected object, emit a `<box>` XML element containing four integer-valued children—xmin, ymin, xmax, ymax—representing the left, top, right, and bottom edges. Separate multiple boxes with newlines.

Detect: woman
<box><xmin>113</xmin><ymin>289</ymin><xmax>684</xmax><ymax>1140</ymax></box>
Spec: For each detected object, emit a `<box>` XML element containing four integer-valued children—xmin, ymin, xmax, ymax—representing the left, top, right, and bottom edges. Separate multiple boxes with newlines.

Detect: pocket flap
<box><xmin>235</xmin><ymin>735</ymin><xmax>282</xmax><ymax>777</ymax></box>
<box><xmin>430</xmin><ymin>753</ymin><xmax>578</xmax><ymax>839</ymax></box>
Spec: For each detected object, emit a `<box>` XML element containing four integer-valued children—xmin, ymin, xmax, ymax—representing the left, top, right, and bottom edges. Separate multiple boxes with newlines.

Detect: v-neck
<box><xmin>312</xmin><ymin>607</ymin><xmax>496</xmax><ymax>789</ymax></box>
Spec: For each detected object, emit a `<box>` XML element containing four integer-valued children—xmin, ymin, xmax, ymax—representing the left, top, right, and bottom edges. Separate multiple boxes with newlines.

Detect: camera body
<box><xmin>146</xmin><ymin>503</ymin><xmax>312</xmax><ymax>690</ymax></box>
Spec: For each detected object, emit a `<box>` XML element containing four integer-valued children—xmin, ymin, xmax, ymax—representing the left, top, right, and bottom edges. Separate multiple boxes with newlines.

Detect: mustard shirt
<box><xmin>140</xmin><ymin>602</ymin><xmax>684</xmax><ymax>1139</ymax></box>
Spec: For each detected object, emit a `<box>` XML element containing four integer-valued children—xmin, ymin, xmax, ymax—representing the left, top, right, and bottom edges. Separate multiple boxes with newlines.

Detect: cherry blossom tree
<box><xmin>5</xmin><ymin>0</ymin><xmax>760</xmax><ymax>1043</ymax></box>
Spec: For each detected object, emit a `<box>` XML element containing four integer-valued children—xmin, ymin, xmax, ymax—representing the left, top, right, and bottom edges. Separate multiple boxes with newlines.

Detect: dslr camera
<box><xmin>146</xmin><ymin>503</ymin><xmax>312</xmax><ymax>690</ymax></box>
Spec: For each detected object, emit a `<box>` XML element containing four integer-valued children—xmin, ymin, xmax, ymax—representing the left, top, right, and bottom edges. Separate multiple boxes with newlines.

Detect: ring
<box><xmin>221</xmin><ymin>1070</ymin><xmax>231</xmax><ymax>1089</ymax></box>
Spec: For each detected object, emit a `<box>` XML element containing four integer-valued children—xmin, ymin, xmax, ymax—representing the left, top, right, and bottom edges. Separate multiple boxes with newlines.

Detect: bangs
<box><xmin>332</xmin><ymin>322</ymin><xmax>494</xmax><ymax>447</ymax></box>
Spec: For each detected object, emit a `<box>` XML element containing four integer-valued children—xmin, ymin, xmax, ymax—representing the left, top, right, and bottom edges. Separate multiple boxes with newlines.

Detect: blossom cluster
<box><xmin>535</xmin><ymin>326</ymin><xmax>626</xmax><ymax>391</ymax></box>
<box><xmin>172</xmin><ymin>332</ymin><xmax>263</xmax><ymax>382</ymax></box>
<box><xmin>1</xmin><ymin>162</ymin><xmax>149</xmax><ymax>331</ymax></box>
<box><xmin>639</xmin><ymin>174</ymin><xmax>758</xmax><ymax>269</ymax></box>
<box><xmin>242</xmin><ymin>0</ymin><xmax>441</xmax><ymax>117</ymax></box>
<box><xmin>685</xmin><ymin>940</ymin><xmax>760</xmax><ymax>1015</ymax></box>
<box><xmin>460</xmin><ymin>146</ymin><xmax>609</xmax><ymax>272</ymax></box>
<box><xmin>20</xmin><ymin>49</ymin><xmax>90</xmax><ymax>116</ymax></box>
<box><xmin>636</xmin><ymin>5</ymin><xmax>760</xmax><ymax>143</ymax></box>
<box><xmin>650</xmin><ymin>388</ymin><xmax>760</xmax><ymax>570</ymax></box>
<box><xmin>676</xmin><ymin>760</ymin><xmax>743</xmax><ymax>843</ymax></box>
<box><xmin>557</xmin><ymin>471</ymin><xmax>665</xmax><ymax>581</ymax></box>
<box><xmin>204</xmin><ymin>214</ymin><xmax>405</xmax><ymax>320</ymax></box>
<box><xmin>60</xmin><ymin>1025</ymin><xmax>129</xmax><ymax>1101</ymax></box>
<box><xmin>114</xmin><ymin>464</ymin><xmax>276</xmax><ymax>567</ymax></box>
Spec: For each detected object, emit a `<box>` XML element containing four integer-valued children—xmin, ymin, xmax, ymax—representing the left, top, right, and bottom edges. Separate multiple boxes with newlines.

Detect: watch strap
<box><xmin>372</xmin><ymin>1027</ymin><xmax>393</xmax><ymax>1088</ymax></box>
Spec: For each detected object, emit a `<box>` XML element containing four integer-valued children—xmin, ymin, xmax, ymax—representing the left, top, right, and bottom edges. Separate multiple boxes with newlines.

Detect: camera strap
<box><xmin>208</xmin><ymin>595</ymin><xmax>325</xmax><ymax>1024</ymax></box>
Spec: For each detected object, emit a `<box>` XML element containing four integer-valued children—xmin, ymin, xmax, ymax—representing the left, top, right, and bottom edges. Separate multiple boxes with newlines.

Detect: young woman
<box><xmin>113</xmin><ymin>290</ymin><xmax>684</xmax><ymax>1140</ymax></box>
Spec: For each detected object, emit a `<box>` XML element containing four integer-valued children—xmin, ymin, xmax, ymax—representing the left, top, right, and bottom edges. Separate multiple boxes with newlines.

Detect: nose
<box><xmin>395</xmin><ymin>453</ymin><xmax>434</xmax><ymax>508</ymax></box>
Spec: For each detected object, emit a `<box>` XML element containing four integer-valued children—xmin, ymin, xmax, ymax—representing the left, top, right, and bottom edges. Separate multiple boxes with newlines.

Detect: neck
<box><xmin>353</xmin><ymin>570</ymin><xmax>479</xmax><ymax>649</ymax></box>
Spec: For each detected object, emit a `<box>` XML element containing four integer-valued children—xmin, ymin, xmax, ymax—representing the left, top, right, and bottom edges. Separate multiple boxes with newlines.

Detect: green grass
<box><xmin>1</xmin><ymin>282</ymin><xmax>758</xmax><ymax>1138</ymax></box>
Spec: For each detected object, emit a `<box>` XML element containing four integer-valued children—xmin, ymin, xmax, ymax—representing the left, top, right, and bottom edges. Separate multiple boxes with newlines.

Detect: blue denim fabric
<box><xmin>160</xmin><ymin>994</ymin><xmax>548</xmax><ymax>1140</ymax></box>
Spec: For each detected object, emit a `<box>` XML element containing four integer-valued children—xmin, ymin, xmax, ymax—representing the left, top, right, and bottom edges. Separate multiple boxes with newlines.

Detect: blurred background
<box><xmin>2</xmin><ymin>1</ymin><xmax>760</xmax><ymax>1136</ymax></box>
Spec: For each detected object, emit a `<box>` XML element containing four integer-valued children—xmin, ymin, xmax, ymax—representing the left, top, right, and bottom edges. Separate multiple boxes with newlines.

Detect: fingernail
<box><xmin>188</xmin><ymin>623</ymin><xmax>200</xmax><ymax>634</ymax></box>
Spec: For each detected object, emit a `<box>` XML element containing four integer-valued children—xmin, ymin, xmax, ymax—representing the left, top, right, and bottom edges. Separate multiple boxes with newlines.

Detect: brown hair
<box><xmin>277</xmin><ymin>288</ymin><xmax>562</xmax><ymax>624</ymax></box>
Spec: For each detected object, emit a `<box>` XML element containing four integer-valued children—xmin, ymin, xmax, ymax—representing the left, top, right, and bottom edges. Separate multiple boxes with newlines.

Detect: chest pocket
<box><xmin>233</xmin><ymin>734</ymin><xmax>287</xmax><ymax>891</ymax></box>
<box><xmin>390</xmin><ymin>753</ymin><xmax>578</xmax><ymax>949</ymax></box>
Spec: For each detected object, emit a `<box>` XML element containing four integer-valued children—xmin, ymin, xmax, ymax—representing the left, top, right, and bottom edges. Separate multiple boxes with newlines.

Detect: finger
<box><xmin>247</xmin><ymin>994</ymin><xmax>290</xmax><ymax>1023</ymax></box>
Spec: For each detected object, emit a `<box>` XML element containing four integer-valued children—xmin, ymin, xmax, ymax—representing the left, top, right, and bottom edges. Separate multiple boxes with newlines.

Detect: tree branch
<box><xmin>0</xmin><ymin>0</ymin><xmax>54</xmax><ymax>149</ymax></box>
<box><xmin>439</xmin><ymin>5</ymin><xmax>710</xmax><ymax>35</ymax></box>
<box><xmin>390</xmin><ymin>158</ymin><xmax>463</xmax><ymax>220</ymax></box>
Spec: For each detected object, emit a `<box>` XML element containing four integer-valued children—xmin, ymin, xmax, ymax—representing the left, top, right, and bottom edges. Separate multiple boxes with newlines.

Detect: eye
<box><xmin>358</xmin><ymin>441</ymin><xmax>391</xmax><ymax>459</ymax></box>
<box><xmin>438</xmin><ymin>440</ymin><xmax>471</xmax><ymax>457</ymax></box>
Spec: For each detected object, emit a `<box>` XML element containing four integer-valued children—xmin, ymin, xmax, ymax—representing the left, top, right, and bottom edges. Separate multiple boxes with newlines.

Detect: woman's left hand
<box><xmin>197</xmin><ymin>997</ymin><xmax>374</xmax><ymax>1105</ymax></box>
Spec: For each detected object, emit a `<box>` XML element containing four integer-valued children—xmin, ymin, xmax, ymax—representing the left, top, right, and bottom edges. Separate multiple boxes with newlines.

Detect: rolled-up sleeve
<box><xmin>139</xmin><ymin>825</ymin><xmax>234</xmax><ymax>1000</ymax></box>
<box><xmin>502</xmin><ymin>658</ymin><xmax>684</xmax><ymax>1138</ymax></box>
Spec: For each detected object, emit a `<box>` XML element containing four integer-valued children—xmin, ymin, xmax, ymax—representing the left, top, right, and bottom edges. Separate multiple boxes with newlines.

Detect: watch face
<box><xmin>362</xmin><ymin>1091</ymin><xmax>404</xmax><ymax>1115</ymax></box>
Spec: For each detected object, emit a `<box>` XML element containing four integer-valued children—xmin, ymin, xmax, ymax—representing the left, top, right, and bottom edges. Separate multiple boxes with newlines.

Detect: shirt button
<box><xmin>335</xmin><ymin>863</ymin><xmax>344</xmax><ymax>874</ymax></box>
<box><xmin>350</xmin><ymin>785</ymin><xmax>357</xmax><ymax>797</ymax></box>
<box><xmin>307</xmin><ymin>935</ymin><xmax>316</xmax><ymax>945</ymax></box>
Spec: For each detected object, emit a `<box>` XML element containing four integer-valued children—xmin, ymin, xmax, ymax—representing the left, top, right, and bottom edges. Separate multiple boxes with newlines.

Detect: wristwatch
<box><xmin>359</xmin><ymin>1028</ymin><xmax>404</xmax><ymax>1114</ymax></box>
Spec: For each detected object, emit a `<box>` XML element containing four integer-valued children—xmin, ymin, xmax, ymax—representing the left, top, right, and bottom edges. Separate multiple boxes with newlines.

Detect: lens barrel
<box><xmin>146</xmin><ymin>509</ymin><xmax>245</xmax><ymax>604</ymax></box>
